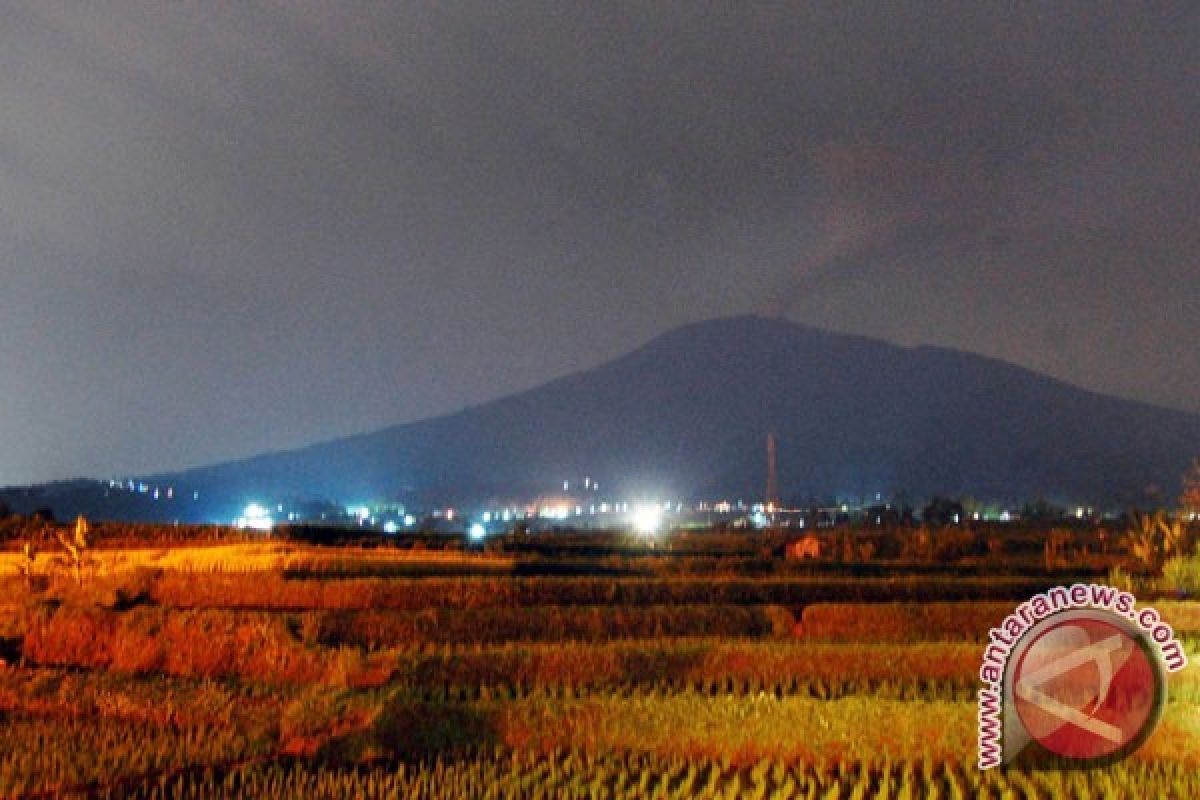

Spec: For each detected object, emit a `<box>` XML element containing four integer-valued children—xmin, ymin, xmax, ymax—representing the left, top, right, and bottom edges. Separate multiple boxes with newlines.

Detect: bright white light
<box><xmin>403</xmin><ymin>514</ymin><xmax>416</xmax><ymax>527</ymax></box>
<box><xmin>633</xmin><ymin>506</ymin><xmax>661</xmax><ymax>535</ymax></box>
<box><xmin>348</xmin><ymin>505</ymin><xmax>370</xmax><ymax>520</ymax></box>
<box><xmin>469</xmin><ymin>523</ymin><xmax>487</xmax><ymax>540</ymax></box>
<box><xmin>483</xmin><ymin>511</ymin><xmax>492</xmax><ymax>523</ymax></box>
<box><xmin>751</xmin><ymin>511</ymin><xmax>768</xmax><ymax>529</ymax></box>
<box><xmin>383</xmin><ymin>521</ymin><xmax>398</xmax><ymax>534</ymax></box>
<box><xmin>236</xmin><ymin>503</ymin><xmax>274</xmax><ymax>531</ymax></box>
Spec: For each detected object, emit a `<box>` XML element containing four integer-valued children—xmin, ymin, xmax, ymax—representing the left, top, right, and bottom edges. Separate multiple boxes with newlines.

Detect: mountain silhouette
<box><xmin>143</xmin><ymin>315</ymin><xmax>1199</xmax><ymax>514</ymax></box>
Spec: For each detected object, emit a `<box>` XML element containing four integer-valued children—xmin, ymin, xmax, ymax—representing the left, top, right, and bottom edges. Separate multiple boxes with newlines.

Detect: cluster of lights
<box><xmin>108</xmin><ymin>479</ymin><xmax>193</xmax><ymax>501</ymax></box>
<box><xmin>540</xmin><ymin>505</ymin><xmax>571</xmax><ymax>520</ymax></box>
<box><xmin>235</xmin><ymin>503</ymin><xmax>274</xmax><ymax>531</ymax></box>
<box><xmin>231</xmin><ymin>491</ymin><xmax>1109</xmax><ymax>539</ymax></box>
<box><xmin>973</xmin><ymin>509</ymin><xmax>1017</xmax><ymax>522</ymax></box>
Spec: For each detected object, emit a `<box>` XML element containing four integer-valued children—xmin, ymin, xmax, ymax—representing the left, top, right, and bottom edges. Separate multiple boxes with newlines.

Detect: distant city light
<box><xmin>633</xmin><ymin>505</ymin><xmax>661</xmax><ymax>535</ymax></box>
<box><xmin>469</xmin><ymin>522</ymin><xmax>487</xmax><ymax>540</ymax></box>
<box><xmin>751</xmin><ymin>511</ymin><xmax>768</xmax><ymax>529</ymax></box>
<box><xmin>235</xmin><ymin>503</ymin><xmax>274</xmax><ymax>531</ymax></box>
<box><xmin>383</xmin><ymin>521</ymin><xmax>398</xmax><ymax>534</ymax></box>
<box><xmin>403</xmin><ymin>514</ymin><xmax>416</xmax><ymax>527</ymax></box>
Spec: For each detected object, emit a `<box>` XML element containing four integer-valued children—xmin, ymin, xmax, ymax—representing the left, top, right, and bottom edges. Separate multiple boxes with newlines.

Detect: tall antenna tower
<box><xmin>765</xmin><ymin>433</ymin><xmax>778</xmax><ymax>511</ymax></box>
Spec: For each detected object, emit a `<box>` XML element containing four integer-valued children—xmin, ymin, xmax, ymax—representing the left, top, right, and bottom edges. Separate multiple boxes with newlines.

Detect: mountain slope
<box><xmin>151</xmin><ymin>315</ymin><xmax>1200</xmax><ymax>513</ymax></box>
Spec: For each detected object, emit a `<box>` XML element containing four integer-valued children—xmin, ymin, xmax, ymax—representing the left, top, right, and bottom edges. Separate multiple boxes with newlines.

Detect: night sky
<box><xmin>2</xmin><ymin>2</ymin><xmax>1196</xmax><ymax>486</ymax></box>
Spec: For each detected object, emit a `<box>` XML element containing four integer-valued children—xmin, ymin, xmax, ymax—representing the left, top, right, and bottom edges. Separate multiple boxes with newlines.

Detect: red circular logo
<box><xmin>1012</xmin><ymin>615</ymin><xmax>1160</xmax><ymax>761</ymax></box>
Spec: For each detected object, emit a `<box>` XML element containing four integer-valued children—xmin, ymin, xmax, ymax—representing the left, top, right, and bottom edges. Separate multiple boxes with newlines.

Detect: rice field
<box><xmin>0</xmin><ymin>530</ymin><xmax>1197</xmax><ymax>798</ymax></box>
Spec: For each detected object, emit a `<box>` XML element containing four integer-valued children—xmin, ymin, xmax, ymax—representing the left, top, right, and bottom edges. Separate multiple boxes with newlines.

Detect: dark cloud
<box><xmin>1</xmin><ymin>1</ymin><xmax>1196</xmax><ymax>484</ymax></box>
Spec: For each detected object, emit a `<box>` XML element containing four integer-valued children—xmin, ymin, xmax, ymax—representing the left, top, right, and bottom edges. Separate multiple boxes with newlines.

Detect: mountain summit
<box><xmin>149</xmin><ymin>315</ymin><xmax>1199</xmax><ymax>513</ymax></box>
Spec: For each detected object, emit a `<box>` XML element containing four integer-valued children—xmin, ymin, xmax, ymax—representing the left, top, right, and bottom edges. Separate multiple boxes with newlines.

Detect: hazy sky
<box><xmin>2</xmin><ymin>1</ymin><xmax>1197</xmax><ymax>485</ymax></box>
